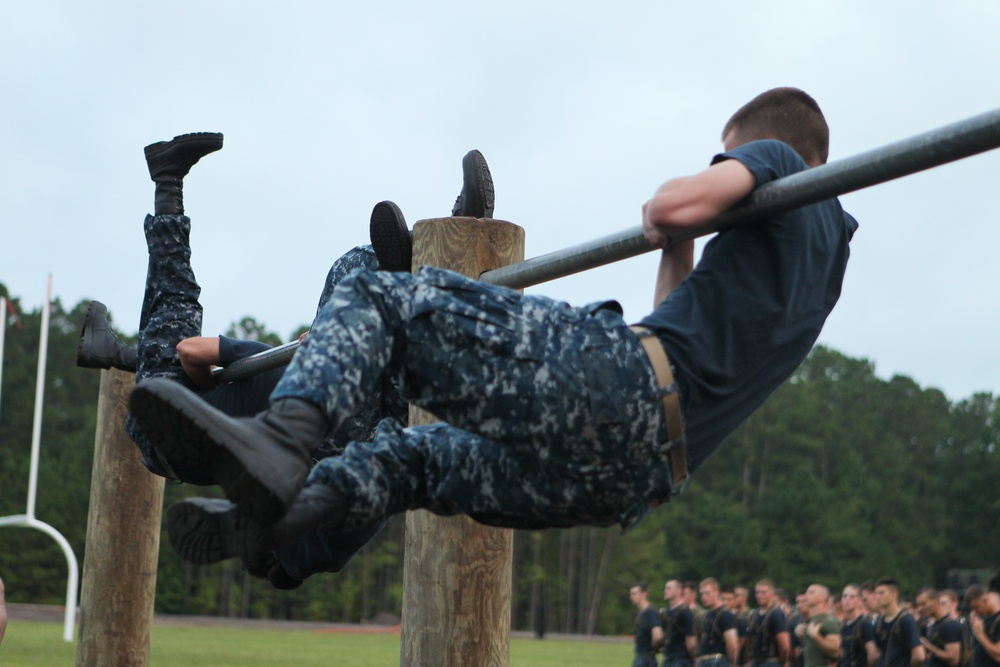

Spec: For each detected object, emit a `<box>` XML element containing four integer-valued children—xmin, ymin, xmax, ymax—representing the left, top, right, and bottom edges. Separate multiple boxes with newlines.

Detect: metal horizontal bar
<box><xmin>213</xmin><ymin>106</ymin><xmax>1000</xmax><ymax>382</ymax></box>
<box><xmin>480</xmin><ymin>106</ymin><xmax>1000</xmax><ymax>289</ymax></box>
<box><xmin>211</xmin><ymin>340</ymin><xmax>299</xmax><ymax>384</ymax></box>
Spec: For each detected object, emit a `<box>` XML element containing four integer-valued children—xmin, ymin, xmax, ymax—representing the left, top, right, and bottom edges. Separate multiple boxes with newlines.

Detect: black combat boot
<box><xmin>451</xmin><ymin>149</ymin><xmax>495</xmax><ymax>218</ymax></box>
<box><xmin>76</xmin><ymin>301</ymin><xmax>137</xmax><ymax>372</ymax></box>
<box><xmin>129</xmin><ymin>378</ymin><xmax>326</xmax><ymax>524</ymax></box>
<box><xmin>144</xmin><ymin>132</ymin><xmax>224</xmax><ymax>215</ymax></box>
<box><xmin>167</xmin><ymin>485</ymin><xmax>347</xmax><ymax>589</ymax></box>
<box><xmin>368</xmin><ymin>200</ymin><xmax>412</xmax><ymax>272</ymax></box>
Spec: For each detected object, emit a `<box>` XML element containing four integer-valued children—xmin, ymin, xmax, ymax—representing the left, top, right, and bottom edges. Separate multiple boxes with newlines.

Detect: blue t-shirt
<box><xmin>875</xmin><ymin>613</ymin><xmax>922</xmax><ymax>667</ymax></box>
<box><xmin>639</xmin><ymin>140</ymin><xmax>858</xmax><ymax>472</ymax></box>
<box><xmin>663</xmin><ymin>604</ymin><xmax>697</xmax><ymax>659</ymax></box>
<box><xmin>841</xmin><ymin>615</ymin><xmax>875</xmax><ymax>667</ymax></box>
<box><xmin>749</xmin><ymin>605</ymin><xmax>789</xmax><ymax>663</ymax></box>
<box><xmin>972</xmin><ymin>612</ymin><xmax>1000</xmax><ymax>667</ymax></box>
<box><xmin>636</xmin><ymin>605</ymin><xmax>662</xmax><ymax>655</ymax></box>
<box><xmin>202</xmin><ymin>336</ymin><xmax>286</xmax><ymax>417</ymax></box>
<box><xmin>924</xmin><ymin>617</ymin><xmax>963</xmax><ymax>667</ymax></box>
<box><xmin>700</xmin><ymin>607</ymin><xmax>736</xmax><ymax>656</ymax></box>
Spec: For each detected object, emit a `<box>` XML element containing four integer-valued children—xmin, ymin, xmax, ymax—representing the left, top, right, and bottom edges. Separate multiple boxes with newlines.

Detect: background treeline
<box><xmin>0</xmin><ymin>286</ymin><xmax>997</xmax><ymax>635</ymax></box>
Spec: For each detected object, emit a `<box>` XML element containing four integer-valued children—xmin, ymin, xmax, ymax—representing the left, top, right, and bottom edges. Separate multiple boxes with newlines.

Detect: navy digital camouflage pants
<box><xmin>124</xmin><ymin>213</ymin><xmax>403</xmax><ymax>575</ymax></box>
<box><xmin>274</xmin><ymin>266</ymin><xmax>682</xmax><ymax>531</ymax></box>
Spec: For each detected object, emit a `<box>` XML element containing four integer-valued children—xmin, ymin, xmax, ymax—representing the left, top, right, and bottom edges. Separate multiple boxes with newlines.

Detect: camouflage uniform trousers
<box><xmin>122</xmin><ymin>214</ymin><xmax>403</xmax><ymax>576</ymax></box>
<box><xmin>274</xmin><ymin>266</ymin><xmax>682</xmax><ymax>531</ymax></box>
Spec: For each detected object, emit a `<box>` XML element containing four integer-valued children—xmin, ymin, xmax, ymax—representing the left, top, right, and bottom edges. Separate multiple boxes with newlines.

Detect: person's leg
<box><xmin>165</xmin><ymin>414</ymin><xmax>657</xmax><ymax>578</ymax></box>
<box><xmin>124</xmin><ymin>132</ymin><xmax>223</xmax><ymax>482</ymax></box>
<box><xmin>131</xmin><ymin>266</ymin><xmax>674</xmax><ymax>528</ymax></box>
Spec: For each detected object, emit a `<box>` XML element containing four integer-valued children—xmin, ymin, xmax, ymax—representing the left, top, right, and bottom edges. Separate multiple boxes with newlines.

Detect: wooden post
<box><xmin>76</xmin><ymin>368</ymin><xmax>165</xmax><ymax>667</ymax></box>
<box><xmin>400</xmin><ymin>217</ymin><xmax>524</xmax><ymax>667</ymax></box>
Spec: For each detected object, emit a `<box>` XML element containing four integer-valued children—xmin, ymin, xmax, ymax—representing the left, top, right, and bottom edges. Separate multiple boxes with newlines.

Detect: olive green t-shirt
<box><xmin>803</xmin><ymin>613</ymin><xmax>842</xmax><ymax>667</ymax></box>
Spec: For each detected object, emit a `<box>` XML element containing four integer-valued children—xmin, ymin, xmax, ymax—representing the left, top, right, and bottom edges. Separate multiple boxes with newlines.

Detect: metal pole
<box><xmin>26</xmin><ymin>274</ymin><xmax>51</xmax><ymax>520</ymax></box>
<box><xmin>212</xmin><ymin>339</ymin><xmax>297</xmax><ymax>384</ymax></box>
<box><xmin>481</xmin><ymin>105</ymin><xmax>1000</xmax><ymax>289</ymax></box>
<box><xmin>210</xmin><ymin>105</ymin><xmax>1000</xmax><ymax>382</ymax></box>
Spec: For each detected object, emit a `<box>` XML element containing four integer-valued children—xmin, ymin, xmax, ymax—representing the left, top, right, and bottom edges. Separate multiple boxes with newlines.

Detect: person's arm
<box><xmin>643</xmin><ymin>159</ymin><xmax>757</xmax><ymax>242</ymax></box>
<box><xmin>809</xmin><ymin>621</ymin><xmax>842</xmax><ymax>659</ymax></box>
<box><xmin>865</xmin><ymin>640</ymin><xmax>879</xmax><ymax>667</ymax></box>
<box><xmin>176</xmin><ymin>336</ymin><xmax>221</xmax><ymax>389</ymax></box>
<box><xmin>925</xmin><ymin>640</ymin><xmax>959</xmax><ymax>667</ymax></box>
<box><xmin>970</xmin><ymin>616</ymin><xmax>1000</xmax><ymax>662</ymax></box>
<box><xmin>687</xmin><ymin>633</ymin><xmax>699</xmax><ymax>658</ymax></box>
<box><xmin>725</xmin><ymin>628</ymin><xmax>740</xmax><ymax>665</ymax></box>
<box><xmin>909</xmin><ymin>644</ymin><xmax>926</xmax><ymax>667</ymax></box>
<box><xmin>653</xmin><ymin>622</ymin><xmax>666</xmax><ymax>648</ymax></box>
<box><xmin>643</xmin><ymin>159</ymin><xmax>756</xmax><ymax>306</ymax></box>
<box><xmin>777</xmin><ymin>630</ymin><xmax>791</xmax><ymax>664</ymax></box>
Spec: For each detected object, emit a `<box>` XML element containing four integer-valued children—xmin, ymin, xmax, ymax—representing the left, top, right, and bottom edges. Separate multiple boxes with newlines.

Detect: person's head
<box><xmin>916</xmin><ymin>587</ymin><xmax>941</xmax><ymax>620</ymax></box>
<box><xmin>721</xmin><ymin>87</ymin><xmax>830</xmax><ymax>167</ymax></box>
<box><xmin>795</xmin><ymin>587</ymin><xmax>809</xmax><ymax>611</ymax></box>
<box><xmin>860</xmin><ymin>581</ymin><xmax>878</xmax><ymax>614</ymax></box>
<box><xmin>684</xmin><ymin>581</ymin><xmax>699</xmax><ymax>606</ymax></box>
<box><xmin>700</xmin><ymin>578</ymin><xmax>722</xmax><ymax>609</ymax></box>
<box><xmin>805</xmin><ymin>584</ymin><xmax>831</xmax><ymax>612</ymax></box>
<box><xmin>631</xmin><ymin>582</ymin><xmax>651</xmax><ymax>609</ymax></box>
<box><xmin>938</xmin><ymin>590</ymin><xmax>959</xmax><ymax>618</ymax></box>
<box><xmin>721</xmin><ymin>586</ymin><xmax>736</xmax><ymax>611</ymax></box>
<box><xmin>665</xmin><ymin>579</ymin><xmax>684</xmax><ymax>604</ymax></box>
<box><xmin>756</xmin><ymin>579</ymin><xmax>776</xmax><ymax>609</ymax></box>
<box><xmin>842</xmin><ymin>584</ymin><xmax>863</xmax><ymax>616</ymax></box>
<box><xmin>775</xmin><ymin>588</ymin><xmax>790</xmax><ymax>611</ymax></box>
<box><xmin>966</xmin><ymin>585</ymin><xmax>1000</xmax><ymax>617</ymax></box>
<box><xmin>734</xmin><ymin>585</ymin><xmax>749</xmax><ymax>610</ymax></box>
<box><xmin>874</xmin><ymin>577</ymin><xmax>901</xmax><ymax>612</ymax></box>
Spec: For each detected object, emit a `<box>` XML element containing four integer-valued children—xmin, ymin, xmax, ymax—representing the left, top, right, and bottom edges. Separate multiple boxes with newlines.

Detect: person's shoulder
<box><xmin>938</xmin><ymin>617</ymin><xmax>962</xmax><ymax>639</ymax></box>
<box><xmin>713</xmin><ymin>139</ymin><xmax>809</xmax><ymax>183</ymax></box>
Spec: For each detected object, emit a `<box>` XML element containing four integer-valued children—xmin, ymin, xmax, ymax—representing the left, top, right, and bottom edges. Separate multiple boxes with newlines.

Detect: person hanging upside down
<box><xmin>77</xmin><ymin>132</ymin><xmax>495</xmax><ymax>587</ymax></box>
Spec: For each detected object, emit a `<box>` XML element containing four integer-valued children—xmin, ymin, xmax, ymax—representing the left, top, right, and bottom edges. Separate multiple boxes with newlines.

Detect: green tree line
<box><xmin>0</xmin><ymin>286</ymin><xmax>997</xmax><ymax>635</ymax></box>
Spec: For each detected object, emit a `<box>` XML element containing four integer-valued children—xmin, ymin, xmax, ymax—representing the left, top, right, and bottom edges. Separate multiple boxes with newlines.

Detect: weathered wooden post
<box><xmin>76</xmin><ymin>368</ymin><xmax>164</xmax><ymax>667</ymax></box>
<box><xmin>401</xmin><ymin>217</ymin><xmax>524</xmax><ymax>667</ymax></box>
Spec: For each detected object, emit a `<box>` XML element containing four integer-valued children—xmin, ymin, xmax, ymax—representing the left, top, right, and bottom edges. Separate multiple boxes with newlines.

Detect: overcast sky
<box><xmin>2</xmin><ymin>2</ymin><xmax>999</xmax><ymax>402</ymax></box>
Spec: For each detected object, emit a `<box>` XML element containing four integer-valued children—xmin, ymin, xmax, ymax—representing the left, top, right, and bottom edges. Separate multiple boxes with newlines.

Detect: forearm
<box><xmin>777</xmin><ymin>634</ymin><xmax>791</xmax><ymax>664</ymax></box>
<box><xmin>176</xmin><ymin>336</ymin><xmax>222</xmax><ymax>389</ymax></box>
<box><xmin>816</xmin><ymin>634</ymin><xmax>841</xmax><ymax>658</ymax></box>
<box><xmin>866</xmin><ymin>643</ymin><xmax>879</xmax><ymax>667</ymax></box>
<box><xmin>982</xmin><ymin>640</ymin><xmax>1000</xmax><ymax>663</ymax></box>
<box><xmin>726</xmin><ymin>631</ymin><xmax>740</xmax><ymax>665</ymax></box>
<box><xmin>653</xmin><ymin>241</ymin><xmax>695</xmax><ymax>306</ymax></box>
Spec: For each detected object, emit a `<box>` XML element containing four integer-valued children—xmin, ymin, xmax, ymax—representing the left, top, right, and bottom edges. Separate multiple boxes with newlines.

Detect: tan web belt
<box><xmin>629</xmin><ymin>326</ymin><xmax>688</xmax><ymax>488</ymax></box>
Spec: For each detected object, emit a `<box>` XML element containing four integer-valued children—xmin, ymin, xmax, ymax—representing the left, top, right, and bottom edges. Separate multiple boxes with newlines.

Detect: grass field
<box><xmin>2</xmin><ymin>621</ymin><xmax>634</xmax><ymax>666</ymax></box>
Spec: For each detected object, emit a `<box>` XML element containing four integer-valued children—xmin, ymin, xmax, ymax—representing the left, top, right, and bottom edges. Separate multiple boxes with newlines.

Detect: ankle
<box><xmin>154</xmin><ymin>179</ymin><xmax>184</xmax><ymax>216</ymax></box>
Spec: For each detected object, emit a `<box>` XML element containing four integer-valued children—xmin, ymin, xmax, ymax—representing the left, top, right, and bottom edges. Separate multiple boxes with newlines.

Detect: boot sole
<box><xmin>369</xmin><ymin>201</ymin><xmax>412</xmax><ymax>272</ymax></box>
<box><xmin>129</xmin><ymin>380</ymin><xmax>292</xmax><ymax>525</ymax></box>
<box><xmin>144</xmin><ymin>132</ymin><xmax>224</xmax><ymax>158</ymax></box>
<box><xmin>167</xmin><ymin>499</ymin><xmax>277</xmax><ymax>573</ymax></box>
<box><xmin>454</xmin><ymin>150</ymin><xmax>495</xmax><ymax>218</ymax></box>
<box><xmin>167</xmin><ymin>499</ymin><xmax>242</xmax><ymax>564</ymax></box>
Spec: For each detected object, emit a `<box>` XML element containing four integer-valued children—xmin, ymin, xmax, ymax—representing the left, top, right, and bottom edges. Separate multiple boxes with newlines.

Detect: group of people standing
<box><xmin>629</xmin><ymin>577</ymin><xmax>1000</xmax><ymax>667</ymax></box>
